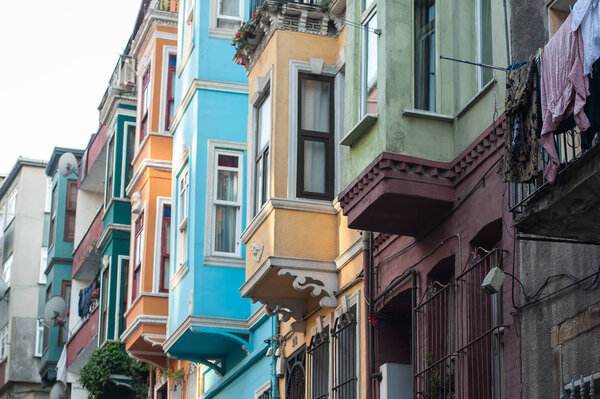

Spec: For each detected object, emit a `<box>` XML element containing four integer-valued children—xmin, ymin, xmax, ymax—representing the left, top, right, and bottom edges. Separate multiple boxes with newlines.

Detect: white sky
<box><xmin>0</xmin><ymin>1</ymin><xmax>142</xmax><ymax>174</ymax></box>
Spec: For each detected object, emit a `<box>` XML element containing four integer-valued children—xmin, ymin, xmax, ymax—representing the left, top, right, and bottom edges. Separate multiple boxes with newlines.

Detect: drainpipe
<box><xmin>271</xmin><ymin>316</ymin><xmax>280</xmax><ymax>399</ymax></box>
<box><xmin>362</xmin><ymin>231</ymin><xmax>375</xmax><ymax>399</ymax></box>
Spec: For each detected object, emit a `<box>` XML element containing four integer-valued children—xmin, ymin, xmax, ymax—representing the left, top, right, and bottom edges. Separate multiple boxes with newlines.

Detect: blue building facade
<box><xmin>163</xmin><ymin>0</ymin><xmax>275</xmax><ymax>397</ymax></box>
<box><xmin>40</xmin><ymin>147</ymin><xmax>83</xmax><ymax>387</ymax></box>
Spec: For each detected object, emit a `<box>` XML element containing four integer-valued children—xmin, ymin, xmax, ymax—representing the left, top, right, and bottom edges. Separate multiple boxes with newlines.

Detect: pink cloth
<box><xmin>540</xmin><ymin>13</ymin><xmax>590</xmax><ymax>183</ymax></box>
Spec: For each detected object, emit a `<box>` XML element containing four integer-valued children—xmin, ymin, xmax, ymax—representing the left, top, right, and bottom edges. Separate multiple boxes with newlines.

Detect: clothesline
<box><xmin>440</xmin><ymin>55</ymin><xmax>507</xmax><ymax>71</ymax></box>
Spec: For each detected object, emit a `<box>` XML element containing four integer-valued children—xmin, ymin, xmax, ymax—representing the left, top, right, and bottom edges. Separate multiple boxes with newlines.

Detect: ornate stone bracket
<box><xmin>277</xmin><ymin>268</ymin><xmax>337</xmax><ymax>309</ymax></box>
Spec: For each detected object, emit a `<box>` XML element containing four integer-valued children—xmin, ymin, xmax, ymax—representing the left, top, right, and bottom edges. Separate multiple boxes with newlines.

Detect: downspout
<box><xmin>362</xmin><ymin>231</ymin><xmax>375</xmax><ymax>399</ymax></box>
<box><xmin>271</xmin><ymin>316</ymin><xmax>280</xmax><ymax>399</ymax></box>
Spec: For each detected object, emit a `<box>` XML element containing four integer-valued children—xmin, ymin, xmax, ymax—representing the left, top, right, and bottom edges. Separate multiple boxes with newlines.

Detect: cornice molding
<box><xmin>98</xmin><ymin>223</ymin><xmax>131</xmax><ymax>249</ymax></box>
<box><xmin>120</xmin><ymin>314</ymin><xmax>167</xmax><ymax>343</ymax></box>
<box><xmin>126</xmin><ymin>158</ymin><xmax>172</xmax><ymax>196</ymax></box>
<box><xmin>131</xmin><ymin>10</ymin><xmax>178</xmax><ymax>58</ymax></box>
<box><xmin>335</xmin><ymin>238</ymin><xmax>363</xmax><ymax>270</ymax></box>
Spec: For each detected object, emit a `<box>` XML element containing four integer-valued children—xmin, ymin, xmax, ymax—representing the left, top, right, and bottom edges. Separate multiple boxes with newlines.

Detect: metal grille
<box><xmin>414</xmin><ymin>249</ymin><xmax>505</xmax><ymax>399</ymax></box>
<box><xmin>286</xmin><ymin>347</ymin><xmax>306</xmax><ymax>399</ymax></box>
<box><xmin>258</xmin><ymin>388</ymin><xmax>272</xmax><ymax>399</ymax></box>
<box><xmin>333</xmin><ymin>305</ymin><xmax>357</xmax><ymax>399</ymax></box>
<box><xmin>250</xmin><ymin>0</ymin><xmax>318</xmax><ymax>17</ymax></box>
<box><xmin>509</xmin><ymin>128</ymin><xmax>598</xmax><ymax>213</ymax></box>
<box><xmin>308</xmin><ymin>326</ymin><xmax>330</xmax><ymax>399</ymax></box>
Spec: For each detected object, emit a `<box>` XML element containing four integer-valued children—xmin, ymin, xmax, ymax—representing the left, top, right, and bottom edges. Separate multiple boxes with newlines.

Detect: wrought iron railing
<box><xmin>508</xmin><ymin>129</ymin><xmax>599</xmax><ymax>213</ymax></box>
<box><xmin>413</xmin><ymin>249</ymin><xmax>505</xmax><ymax>399</ymax></box>
<box><xmin>250</xmin><ymin>0</ymin><xmax>319</xmax><ymax>17</ymax></box>
<box><xmin>561</xmin><ymin>373</ymin><xmax>598</xmax><ymax>398</ymax></box>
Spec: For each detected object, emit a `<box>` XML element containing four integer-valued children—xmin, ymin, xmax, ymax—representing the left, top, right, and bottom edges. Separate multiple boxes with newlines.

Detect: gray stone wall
<box><xmin>520</xmin><ymin>240</ymin><xmax>600</xmax><ymax>398</ymax></box>
<box><xmin>508</xmin><ymin>0</ymin><xmax>548</xmax><ymax>63</ymax></box>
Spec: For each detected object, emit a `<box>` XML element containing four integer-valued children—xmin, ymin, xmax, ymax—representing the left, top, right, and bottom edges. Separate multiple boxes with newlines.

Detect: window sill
<box><xmin>170</xmin><ymin>263</ymin><xmax>189</xmax><ymax>290</ymax></box>
<box><xmin>204</xmin><ymin>255</ymin><xmax>245</xmax><ymax>268</ymax></box>
<box><xmin>340</xmin><ymin>114</ymin><xmax>378</xmax><ymax>147</ymax></box>
<box><xmin>208</xmin><ymin>28</ymin><xmax>236</xmax><ymax>40</ymax></box>
<box><xmin>403</xmin><ymin>109</ymin><xmax>454</xmax><ymax>122</ymax></box>
<box><xmin>177</xmin><ymin>43</ymin><xmax>194</xmax><ymax>78</ymax></box>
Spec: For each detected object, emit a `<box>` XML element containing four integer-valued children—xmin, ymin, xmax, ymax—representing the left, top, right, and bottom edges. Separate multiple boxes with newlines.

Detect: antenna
<box><xmin>42</xmin><ymin>296</ymin><xmax>67</xmax><ymax>328</ymax></box>
<box><xmin>57</xmin><ymin>152</ymin><xmax>78</xmax><ymax>177</ymax></box>
<box><xmin>49</xmin><ymin>381</ymin><xmax>66</xmax><ymax>399</ymax></box>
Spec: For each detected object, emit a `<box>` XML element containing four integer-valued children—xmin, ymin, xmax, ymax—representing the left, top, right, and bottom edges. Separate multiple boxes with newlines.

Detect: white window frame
<box><xmin>35</xmin><ymin>320</ymin><xmax>44</xmax><ymax>357</ymax></box>
<box><xmin>360</xmin><ymin>1</ymin><xmax>378</xmax><ymax>118</ymax></box>
<box><xmin>0</xmin><ymin>204</ymin><xmax>5</xmax><ymax>239</ymax></box>
<box><xmin>205</xmin><ymin>141</ymin><xmax>246</xmax><ymax>267</ymax></box>
<box><xmin>0</xmin><ymin>325</ymin><xmax>8</xmax><ymax>362</ymax></box>
<box><xmin>287</xmin><ymin>60</ymin><xmax>341</xmax><ymax>201</ymax></box>
<box><xmin>476</xmin><ymin>0</ymin><xmax>493</xmax><ymax>90</ymax></box>
<box><xmin>254</xmin><ymin>381</ymin><xmax>271</xmax><ymax>399</ymax></box>
<box><xmin>45</xmin><ymin>177</ymin><xmax>53</xmax><ymax>213</ymax></box>
<box><xmin>159</xmin><ymin>47</ymin><xmax>178</xmax><ymax>135</ymax></box>
<box><xmin>180</xmin><ymin>0</ymin><xmax>195</xmax><ymax>74</ymax></box>
<box><xmin>209</xmin><ymin>0</ymin><xmax>245</xmax><ymax>39</ymax></box>
<box><xmin>114</xmin><ymin>255</ymin><xmax>128</xmax><ymax>339</ymax></box>
<box><xmin>6</xmin><ymin>188</ymin><xmax>17</xmax><ymax>227</ymax></box>
<box><xmin>39</xmin><ymin>247</ymin><xmax>48</xmax><ymax>284</ymax></box>
<box><xmin>154</xmin><ymin>197</ymin><xmax>172</xmax><ymax>293</ymax></box>
<box><xmin>186</xmin><ymin>363</ymin><xmax>198</xmax><ymax>399</ymax></box>
<box><xmin>333</xmin><ymin>291</ymin><xmax>361</xmax><ymax>399</ymax></box>
<box><xmin>2</xmin><ymin>254</ymin><xmax>13</xmax><ymax>288</ymax></box>
<box><xmin>308</xmin><ymin>314</ymin><xmax>333</xmax><ymax>398</ymax></box>
<box><xmin>252</xmin><ymin>88</ymin><xmax>271</xmax><ymax>217</ymax></box>
<box><xmin>176</xmin><ymin>165</ymin><xmax>190</xmax><ymax>272</ymax></box>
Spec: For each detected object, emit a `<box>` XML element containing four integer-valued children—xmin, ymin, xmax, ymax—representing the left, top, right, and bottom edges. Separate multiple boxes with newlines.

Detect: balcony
<box><xmin>121</xmin><ymin>294</ymin><xmax>168</xmax><ymax>369</ymax></box>
<box><xmin>250</xmin><ymin>0</ymin><xmax>317</xmax><ymax>16</ymax></box>
<box><xmin>98</xmin><ymin>54</ymin><xmax>137</xmax><ymax>125</ymax></box>
<box><xmin>72</xmin><ymin>207</ymin><xmax>103</xmax><ymax>280</ymax></box>
<box><xmin>509</xmin><ymin>128</ymin><xmax>600</xmax><ymax>241</ymax></box>
<box><xmin>66</xmin><ymin>305</ymin><xmax>99</xmax><ymax>371</ymax></box>
<box><xmin>149</xmin><ymin>0</ymin><xmax>179</xmax><ymax>13</ymax></box>
<box><xmin>79</xmin><ymin>125</ymin><xmax>107</xmax><ymax>193</ymax></box>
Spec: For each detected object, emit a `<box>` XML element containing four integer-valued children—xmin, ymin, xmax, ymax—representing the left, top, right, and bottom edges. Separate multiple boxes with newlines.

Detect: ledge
<box><xmin>169</xmin><ymin>263</ymin><xmax>189</xmax><ymax>290</ymax></box>
<box><xmin>341</xmin><ymin>114</ymin><xmax>378</xmax><ymax>147</ymax></box>
<box><xmin>456</xmin><ymin>79</ymin><xmax>496</xmax><ymax>118</ymax></box>
<box><xmin>204</xmin><ymin>256</ymin><xmax>245</xmax><ymax>269</ymax></box>
<box><xmin>403</xmin><ymin>108</ymin><xmax>454</xmax><ymax>122</ymax></box>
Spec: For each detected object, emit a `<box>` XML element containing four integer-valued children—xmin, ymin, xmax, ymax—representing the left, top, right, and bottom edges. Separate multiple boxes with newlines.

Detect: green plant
<box><xmin>231</xmin><ymin>11</ymin><xmax>260</xmax><ymax>66</ymax></box>
<box><xmin>159</xmin><ymin>367</ymin><xmax>184</xmax><ymax>380</ymax></box>
<box><xmin>79</xmin><ymin>341</ymin><xmax>149</xmax><ymax>399</ymax></box>
<box><xmin>318</xmin><ymin>0</ymin><xmax>332</xmax><ymax>11</ymax></box>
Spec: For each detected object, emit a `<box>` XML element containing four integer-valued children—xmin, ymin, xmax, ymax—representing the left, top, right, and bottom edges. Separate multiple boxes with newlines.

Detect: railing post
<box><xmin>590</xmin><ymin>376</ymin><xmax>595</xmax><ymax>399</ymax></box>
<box><xmin>581</xmin><ymin>375</ymin><xmax>585</xmax><ymax>399</ymax></box>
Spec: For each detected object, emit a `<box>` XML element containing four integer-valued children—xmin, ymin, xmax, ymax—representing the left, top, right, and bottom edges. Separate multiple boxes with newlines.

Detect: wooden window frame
<box><xmin>49</xmin><ymin>185</ymin><xmax>58</xmax><ymax>247</ymax></box>
<box><xmin>165</xmin><ymin>55</ymin><xmax>177</xmax><ymax>131</ymax></box>
<box><xmin>140</xmin><ymin>67</ymin><xmax>151</xmax><ymax>143</ymax></box>
<box><xmin>132</xmin><ymin>212</ymin><xmax>144</xmax><ymax>302</ymax></box>
<box><xmin>101</xmin><ymin>267</ymin><xmax>110</xmax><ymax>341</ymax></box>
<box><xmin>64</xmin><ymin>180</ymin><xmax>77</xmax><ymax>242</ymax></box>
<box><xmin>106</xmin><ymin>136</ymin><xmax>115</xmax><ymax>202</ymax></box>
<box><xmin>297</xmin><ymin>73</ymin><xmax>335</xmax><ymax>201</ymax></box>
<box><xmin>43</xmin><ymin>283</ymin><xmax>52</xmax><ymax>353</ymax></box>
<box><xmin>121</xmin><ymin>259</ymin><xmax>129</xmax><ymax>332</ymax></box>
<box><xmin>414</xmin><ymin>0</ymin><xmax>436</xmax><ymax>112</ymax></box>
<box><xmin>159</xmin><ymin>205</ymin><xmax>171</xmax><ymax>293</ymax></box>
<box><xmin>126</xmin><ymin>125</ymin><xmax>136</xmax><ymax>187</ymax></box>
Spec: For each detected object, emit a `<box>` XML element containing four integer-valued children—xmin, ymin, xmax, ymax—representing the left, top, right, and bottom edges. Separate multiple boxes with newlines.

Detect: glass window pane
<box><xmin>217</xmin><ymin>19</ymin><xmax>240</xmax><ymax>30</ymax></box>
<box><xmin>217</xmin><ymin>170</ymin><xmax>238</xmax><ymax>202</ymax></box>
<box><xmin>214</xmin><ymin>205</ymin><xmax>237</xmax><ymax>253</ymax></box>
<box><xmin>366</xmin><ymin>13</ymin><xmax>378</xmax><ymax>114</ymax></box>
<box><xmin>303</xmin><ymin>140</ymin><xmax>326</xmax><ymax>194</ymax></box>
<box><xmin>219</xmin><ymin>0</ymin><xmax>239</xmax><ymax>17</ymax></box>
<box><xmin>255</xmin><ymin>159</ymin><xmax>263</xmax><ymax>213</ymax></box>
<box><xmin>257</xmin><ymin>94</ymin><xmax>271</xmax><ymax>151</ymax></box>
<box><xmin>301</xmin><ymin>79</ymin><xmax>330</xmax><ymax>133</ymax></box>
<box><xmin>218</xmin><ymin>154</ymin><xmax>239</xmax><ymax>168</ymax></box>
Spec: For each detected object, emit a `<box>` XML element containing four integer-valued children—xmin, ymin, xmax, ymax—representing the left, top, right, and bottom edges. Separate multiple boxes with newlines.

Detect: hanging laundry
<box><xmin>504</xmin><ymin>60</ymin><xmax>541</xmax><ymax>183</ymax></box>
<box><xmin>571</xmin><ymin>0</ymin><xmax>600</xmax><ymax>76</ymax></box>
<box><xmin>582</xmin><ymin>60</ymin><xmax>600</xmax><ymax>148</ymax></box>
<box><xmin>540</xmin><ymin>13</ymin><xmax>590</xmax><ymax>183</ymax></box>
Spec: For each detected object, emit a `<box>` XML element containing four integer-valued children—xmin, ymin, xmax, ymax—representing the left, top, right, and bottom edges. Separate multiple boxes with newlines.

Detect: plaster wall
<box><xmin>520</xmin><ymin>240</ymin><xmax>600</xmax><ymax>399</ymax></box>
<box><xmin>73</xmin><ymin>190</ymin><xmax>103</xmax><ymax>248</ymax></box>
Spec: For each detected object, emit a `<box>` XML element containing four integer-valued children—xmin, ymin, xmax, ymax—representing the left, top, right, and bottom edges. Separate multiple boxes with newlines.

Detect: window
<box><xmin>121</xmin><ymin>259</ymin><xmax>129</xmax><ymax>330</ymax></box>
<box><xmin>415</xmin><ymin>0</ymin><xmax>436</xmax><ymax>111</ymax></box>
<box><xmin>2</xmin><ymin>254</ymin><xmax>12</xmax><ymax>288</ymax></box>
<box><xmin>59</xmin><ymin>281</ymin><xmax>71</xmax><ymax>345</ymax></box>
<box><xmin>298</xmin><ymin>74</ymin><xmax>334</xmax><ymax>200</ymax></box>
<box><xmin>210</xmin><ymin>151</ymin><xmax>242</xmax><ymax>257</ymax></box>
<box><xmin>255</xmin><ymin>382</ymin><xmax>271</xmax><ymax>399</ymax></box>
<box><xmin>183</xmin><ymin>0</ymin><xmax>195</xmax><ymax>55</ymax></box>
<box><xmin>140</xmin><ymin>67</ymin><xmax>151</xmax><ymax>143</ymax></box>
<box><xmin>477</xmin><ymin>0</ymin><xmax>493</xmax><ymax>88</ymax></box>
<box><xmin>65</xmin><ymin>180</ymin><xmax>77</xmax><ymax>241</ymax></box>
<box><xmin>49</xmin><ymin>185</ymin><xmax>58</xmax><ymax>247</ymax></box>
<box><xmin>160</xmin><ymin>206</ymin><xmax>171</xmax><ymax>292</ymax></box>
<box><xmin>0</xmin><ymin>325</ymin><xmax>8</xmax><ymax>361</ymax></box>
<box><xmin>333</xmin><ymin>303</ymin><xmax>358</xmax><ymax>399</ymax></box>
<box><xmin>286</xmin><ymin>347</ymin><xmax>306</xmax><ymax>399</ymax></box>
<box><xmin>0</xmin><ymin>204</ymin><xmax>5</xmax><ymax>232</ymax></box>
<box><xmin>309</xmin><ymin>325</ymin><xmax>330</xmax><ymax>399</ymax></box>
<box><xmin>126</xmin><ymin>125</ymin><xmax>136</xmax><ymax>187</ymax></box>
<box><xmin>361</xmin><ymin>2</ymin><xmax>378</xmax><ymax>116</ymax></box>
<box><xmin>39</xmin><ymin>247</ymin><xmax>48</xmax><ymax>284</ymax></box>
<box><xmin>254</xmin><ymin>91</ymin><xmax>271</xmax><ymax>215</ymax></box>
<box><xmin>35</xmin><ymin>320</ymin><xmax>44</xmax><ymax>357</ymax></box>
<box><xmin>132</xmin><ymin>212</ymin><xmax>144</xmax><ymax>301</ymax></box>
<box><xmin>211</xmin><ymin>0</ymin><xmax>243</xmax><ymax>36</ymax></box>
<box><xmin>177</xmin><ymin>168</ymin><xmax>189</xmax><ymax>269</ymax></box>
<box><xmin>44</xmin><ymin>284</ymin><xmax>51</xmax><ymax>353</ymax></box>
<box><xmin>45</xmin><ymin>177</ymin><xmax>52</xmax><ymax>213</ymax></box>
<box><xmin>165</xmin><ymin>55</ymin><xmax>177</xmax><ymax>131</ymax></box>
<box><xmin>186</xmin><ymin>363</ymin><xmax>198</xmax><ymax>399</ymax></box>
<box><xmin>101</xmin><ymin>266</ymin><xmax>110</xmax><ymax>341</ymax></box>
<box><xmin>6</xmin><ymin>189</ymin><xmax>17</xmax><ymax>226</ymax></box>
<box><xmin>106</xmin><ymin>136</ymin><xmax>115</xmax><ymax>202</ymax></box>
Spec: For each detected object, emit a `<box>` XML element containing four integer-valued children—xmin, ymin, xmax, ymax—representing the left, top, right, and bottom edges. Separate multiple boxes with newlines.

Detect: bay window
<box><xmin>0</xmin><ymin>325</ymin><xmax>8</xmax><ymax>361</ymax></box>
<box><xmin>298</xmin><ymin>73</ymin><xmax>334</xmax><ymax>200</ymax></box>
<box><xmin>121</xmin><ymin>259</ymin><xmax>129</xmax><ymax>330</ymax></box>
<box><xmin>59</xmin><ymin>281</ymin><xmax>71</xmax><ymax>345</ymax></box>
<box><xmin>212</xmin><ymin>151</ymin><xmax>242</xmax><ymax>256</ymax></box>
<box><xmin>477</xmin><ymin>0</ymin><xmax>493</xmax><ymax>88</ymax></box>
<box><xmin>35</xmin><ymin>320</ymin><xmax>44</xmax><ymax>357</ymax></box>
<box><xmin>126</xmin><ymin>125</ymin><xmax>136</xmax><ymax>187</ymax></box>
<box><xmin>39</xmin><ymin>247</ymin><xmax>48</xmax><ymax>284</ymax></box>
<box><xmin>101</xmin><ymin>266</ymin><xmax>110</xmax><ymax>341</ymax></box>
<box><xmin>140</xmin><ymin>67</ymin><xmax>151</xmax><ymax>143</ymax></box>
<box><xmin>211</xmin><ymin>0</ymin><xmax>243</xmax><ymax>36</ymax></box>
<box><xmin>254</xmin><ymin>91</ymin><xmax>271</xmax><ymax>215</ymax></box>
<box><xmin>361</xmin><ymin>1</ymin><xmax>378</xmax><ymax>116</ymax></box>
<box><xmin>49</xmin><ymin>185</ymin><xmax>57</xmax><ymax>247</ymax></box>
<box><xmin>6</xmin><ymin>188</ymin><xmax>17</xmax><ymax>226</ymax></box>
<box><xmin>2</xmin><ymin>254</ymin><xmax>12</xmax><ymax>288</ymax></box>
<box><xmin>65</xmin><ymin>180</ymin><xmax>77</xmax><ymax>241</ymax></box>
<box><xmin>415</xmin><ymin>0</ymin><xmax>436</xmax><ymax>111</ymax></box>
<box><xmin>165</xmin><ymin>55</ymin><xmax>177</xmax><ymax>131</ymax></box>
<box><xmin>106</xmin><ymin>136</ymin><xmax>115</xmax><ymax>202</ymax></box>
<box><xmin>132</xmin><ymin>212</ymin><xmax>144</xmax><ymax>301</ymax></box>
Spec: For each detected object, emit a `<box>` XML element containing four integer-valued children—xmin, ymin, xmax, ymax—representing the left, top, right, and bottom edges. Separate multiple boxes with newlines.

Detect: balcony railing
<box><xmin>72</xmin><ymin>207</ymin><xmax>103</xmax><ymax>279</ymax></box>
<box><xmin>250</xmin><ymin>0</ymin><xmax>318</xmax><ymax>17</ymax></box>
<box><xmin>150</xmin><ymin>0</ymin><xmax>179</xmax><ymax>13</ymax></box>
<box><xmin>508</xmin><ymin>128</ymin><xmax>598</xmax><ymax>213</ymax></box>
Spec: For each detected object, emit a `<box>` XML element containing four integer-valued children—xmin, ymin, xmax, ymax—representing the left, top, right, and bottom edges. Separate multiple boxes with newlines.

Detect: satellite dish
<box><xmin>57</xmin><ymin>152</ymin><xmax>78</xmax><ymax>177</ymax></box>
<box><xmin>0</xmin><ymin>280</ymin><xmax>6</xmax><ymax>298</ymax></box>
<box><xmin>43</xmin><ymin>296</ymin><xmax>67</xmax><ymax>327</ymax></box>
<box><xmin>49</xmin><ymin>381</ymin><xmax>66</xmax><ymax>399</ymax></box>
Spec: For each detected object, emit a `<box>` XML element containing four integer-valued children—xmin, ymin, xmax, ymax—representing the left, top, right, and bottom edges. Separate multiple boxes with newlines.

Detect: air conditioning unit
<box><xmin>379</xmin><ymin>363</ymin><xmax>412</xmax><ymax>399</ymax></box>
